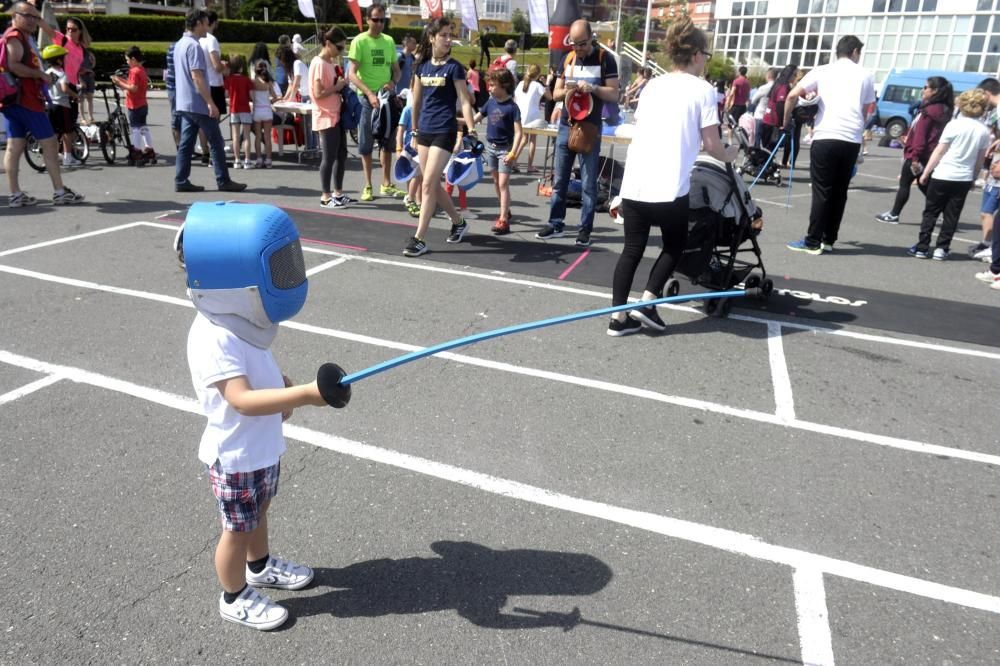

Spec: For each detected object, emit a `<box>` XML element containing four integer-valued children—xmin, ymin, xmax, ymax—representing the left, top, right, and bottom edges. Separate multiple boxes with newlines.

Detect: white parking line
<box><xmin>306</xmin><ymin>256</ymin><xmax>348</xmax><ymax>277</ymax></box>
<box><xmin>794</xmin><ymin>568</ymin><xmax>836</xmax><ymax>666</ymax></box>
<box><xmin>2</xmin><ymin>348</ymin><xmax>999</xmax><ymax>623</ymax></box>
<box><xmin>0</xmin><ymin>221</ymin><xmax>149</xmax><ymax>258</ymax></box>
<box><xmin>767</xmin><ymin>323</ymin><xmax>796</xmax><ymax>422</ymax></box>
<box><xmin>0</xmin><ymin>373</ymin><xmax>64</xmax><ymax>406</ymax></box>
<box><xmin>1</xmin><ymin>262</ymin><xmax>998</xmax><ymax>467</ymax></box>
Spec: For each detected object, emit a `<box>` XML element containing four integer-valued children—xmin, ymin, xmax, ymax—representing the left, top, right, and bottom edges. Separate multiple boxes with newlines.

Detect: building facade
<box><xmin>711</xmin><ymin>0</ymin><xmax>1000</xmax><ymax>85</ymax></box>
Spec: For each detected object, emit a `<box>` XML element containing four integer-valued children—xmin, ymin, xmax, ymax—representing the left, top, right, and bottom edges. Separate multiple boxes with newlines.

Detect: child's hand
<box><xmin>396</xmin><ymin>144</ymin><xmax>404</xmax><ymax>153</ymax></box>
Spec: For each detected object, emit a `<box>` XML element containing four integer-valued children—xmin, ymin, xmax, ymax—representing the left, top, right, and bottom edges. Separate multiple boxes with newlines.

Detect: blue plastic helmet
<box><xmin>393</xmin><ymin>145</ymin><xmax>420</xmax><ymax>184</ymax></box>
<box><xmin>445</xmin><ymin>151</ymin><xmax>484</xmax><ymax>192</ymax></box>
<box><xmin>181</xmin><ymin>202</ymin><xmax>308</xmax><ymax>325</ymax></box>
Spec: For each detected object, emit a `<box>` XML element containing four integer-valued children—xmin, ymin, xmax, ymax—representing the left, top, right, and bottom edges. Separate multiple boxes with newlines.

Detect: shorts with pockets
<box><xmin>208</xmin><ymin>460</ymin><xmax>280</xmax><ymax>532</ymax></box>
<box><xmin>486</xmin><ymin>142</ymin><xmax>513</xmax><ymax>174</ymax></box>
<box><xmin>981</xmin><ymin>184</ymin><xmax>1000</xmax><ymax>216</ymax></box>
<box><xmin>2</xmin><ymin>105</ymin><xmax>55</xmax><ymax>140</ymax></box>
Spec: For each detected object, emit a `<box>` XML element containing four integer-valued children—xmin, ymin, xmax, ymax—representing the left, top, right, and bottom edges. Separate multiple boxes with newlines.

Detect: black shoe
<box><xmin>575</xmin><ymin>230</ymin><xmax>592</xmax><ymax>247</ymax></box>
<box><xmin>175</xmin><ymin>181</ymin><xmax>205</xmax><ymax>193</ymax></box>
<box><xmin>536</xmin><ymin>225</ymin><xmax>564</xmax><ymax>240</ymax></box>
<box><xmin>606</xmin><ymin>317</ymin><xmax>642</xmax><ymax>337</ymax></box>
<box><xmin>403</xmin><ymin>236</ymin><xmax>428</xmax><ymax>257</ymax></box>
<box><xmin>219</xmin><ymin>180</ymin><xmax>247</xmax><ymax>192</ymax></box>
<box><xmin>201</xmin><ymin>154</ymin><xmax>210</xmax><ymax>165</ymax></box>
<box><xmin>629</xmin><ymin>305</ymin><xmax>666</xmax><ymax>331</ymax></box>
<box><xmin>446</xmin><ymin>219</ymin><xmax>468</xmax><ymax>243</ymax></box>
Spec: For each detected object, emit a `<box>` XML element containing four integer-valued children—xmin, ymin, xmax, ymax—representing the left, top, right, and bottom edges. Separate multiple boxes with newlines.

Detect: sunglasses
<box><xmin>369</xmin><ymin>17</ymin><xmax>385</xmax><ymax>23</ymax></box>
<box><xmin>701</xmin><ymin>50</ymin><xmax>713</xmax><ymax>61</ymax></box>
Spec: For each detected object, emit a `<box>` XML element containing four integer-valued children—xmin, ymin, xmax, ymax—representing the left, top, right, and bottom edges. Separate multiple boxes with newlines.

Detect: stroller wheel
<box><xmin>665</xmin><ymin>279</ymin><xmax>680</xmax><ymax>297</ymax></box>
<box><xmin>774</xmin><ymin>173</ymin><xmax>782</xmax><ymax>187</ymax></box>
<box><xmin>760</xmin><ymin>278</ymin><xmax>774</xmax><ymax>300</ymax></box>
<box><xmin>744</xmin><ymin>275</ymin><xmax>761</xmax><ymax>290</ymax></box>
<box><xmin>705</xmin><ymin>297</ymin><xmax>732</xmax><ymax>318</ymax></box>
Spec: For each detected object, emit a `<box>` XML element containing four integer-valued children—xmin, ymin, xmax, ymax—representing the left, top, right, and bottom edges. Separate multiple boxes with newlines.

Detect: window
<box><xmin>971</xmin><ymin>35</ymin><xmax>985</xmax><ymax>52</ymax></box>
<box><xmin>757</xmin><ymin>2</ymin><xmax>768</xmax><ymax>15</ymax></box>
<box><xmin>990</xmin><ymin>36</ymin><xmax>1000</xmax><ymax>53</ymax></box>
<box><xmin>872</xmin><ymin>0</ymin><xmax>886</xmax><ymax>10</ymax></box>
<box><xmin>745</xmin><ymin>1</ymin><xmax>756</xmax><ymax>14</ymax></box>
<box><xmin>818</xmin><ymin>53</ymin><xmax>830</xmax><ymax>65</ymax></box>
<box><xmin>826</xmin><ymin>0</ymin><xmax>839</xmax><ymax>11</ymax></box>
<box><xmin>793</xmin><ymin>35</ymin><xmax>804</xmax><ymax>50</ymax></box>
<box><xmin>897</xmin><ymin>35</ymin><xmax>913</xmax><ymax>50</ymax></box>
<box><xmin>821</xmin><ymin>35</ymin><xmax>833</xmax><ymax>52</ymax></box>
<box><xmin>752</xmin><ymin>35</ymin><xmax>763</xmax><ymax>49</ymax></box>
<box><xmin>779</xmin><ymin>35</ymin><xmax>790</xmax><ymax>49</ymax></box>
<box><xmin>882</xmin><ymin>34</ymin><xmax>897</xmax><ymax>50</ymax></box>
<box><xmin>902</xmin><ymin>17</ymin><xmax>918</xmax><ymax>33</ymax></box>
<box><xmin>732</xmin><ymin>3</ymin><xmax>742</xmax><ymax>15</ymax></box>
<box><xmin>807</xmin><ymin>34</ymin><xmax>819</xmax><ymax>50</ymax></box>
<box><xmin>882</xmin><ymin>84</ymin><xmax>921</xmax><ymax>105</ymax></box>
<box><xmin>798</xmin><ymin>0</ymin><xmax>809</xmax><ymax>12</ymax></box>
<box><xmin>868</xmin><ymin>35</ymin><xmax>881</xmax><ymax>50</ymax></box>
<box><xmin>985</xmin><ymin>54</ymin><xmax>1000</xmax><ymax>73</ymax></box>
<box><xmin>977</xmin><ymin>0</ymin><xmax>991</xmax><ymax>9</ymax></box>
<box><xmin>915</xmin><ymin>34</ymin><xmax>930</xmax><ymax>51</ymax></box>
<box><xmin>755</xmin><ymin>19</ymin><xmax>765</xmax><ymax>32</ymax></box>
<box><xmin>947</xmin><ymin>55</ymin><xmax>963</xmax><ymax>70</ymax></box>
<box><xmin>921</xmin><ymin>0</ymin><xmax>936</xmax><ymax>9</ymax></box>
<box><xmin>840</xmin><ymin>17</ymin><xmax>854</xmax><ymax>32</ymax></box>
<box><xmin>974</xmin><ymin>15</ymin><xmax>990</xmax><ymax>33</ymax></box>
<box><xmin>483</xmin><ymin>0</ymin><xmax>509</xmax><ymax>17</ymax></box>
<box><xmin>905</xmin><ymin>0</ymin><xmax>918</xmax><ymax>10</ymax></box>
<box><xmin>888</xmin><ymin>0</ymin><xmax>903</xmax><ymax>10</ymax></box>
<box><xmin>810</xmin><ymin>0</ymin><xmax>823</xmax><ymax>12</ymax></box>
<box><xmin>917</xmin><ymin>16</ymin><xmax>935</xmax><ymax>32</ymax></box>
<box><xmin>966</xmin><ymin>54</ymin><xmax>983</xmax><ymax>72</ymax></box>
<box><xmin>823</xmin><ymin>18</ymin><xmax>836</xmax><ymax>32</ymax></box>
<box><xmin>795</xmin><ymin>17</ymin><xmax>807</xmax><ymax>32</ymax></box>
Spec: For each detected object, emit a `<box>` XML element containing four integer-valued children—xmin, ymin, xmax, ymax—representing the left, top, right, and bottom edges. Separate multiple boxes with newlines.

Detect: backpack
<box><xmin>340</xmin><ymin>88</ymin><xmax>362</xmax><ymax>131</ymax></box>
<box><xmin>489</xmin><ymin>54</ymin><xmax>510</xmax><ymax>73</ymax></box>
<box><xmin>0</xmin><ymin>30</ymin><xmax>21</xmax><ymax>108</ymax></box>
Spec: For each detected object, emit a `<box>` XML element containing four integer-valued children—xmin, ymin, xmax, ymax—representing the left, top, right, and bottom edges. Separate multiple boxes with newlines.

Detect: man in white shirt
<box><xmin>750</xmin><ymin>67</ymin><xmax>775</xmax><ymax>149</ymax></box>
<box><xmin>198</xmin><ymin>11</ymin><xmax>226</xmax><ymax>164</ymax></box>
<box><xmin>783</xmin><ymin>35</ymin><xmax>876</xmax><ymax>254</ymax></box>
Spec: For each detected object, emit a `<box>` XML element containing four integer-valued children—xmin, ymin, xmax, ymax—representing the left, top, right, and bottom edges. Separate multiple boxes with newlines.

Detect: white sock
<box><xmin>139</xmin><ymin>126</ymin><xmax>154</xmax><ymax>151</ymax></box>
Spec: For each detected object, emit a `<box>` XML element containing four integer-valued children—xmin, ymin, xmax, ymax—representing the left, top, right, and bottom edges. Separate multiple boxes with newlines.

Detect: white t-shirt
<box><xmin>514</xmin><ymin>80</ymin><xmax>545</xmax><ymax>126</ymax></box>
<box><xmin>619</xmin><ymin>72</ymin><xmax>719</xmax><ymax>203</ymax></box>
<box><xmin>798</xmin><ymin>57</ymin><xmax>875</xmax><ymax>144</ymax></box>
<box><xmin>187</xmin><ymin>313</ymin><xmax>286</xmax><ymax>473</ymax></box>
<box><xmin>931</xmin><ymin>116</ymin><xmax>992</xmax><ymax>182</ymax></box>
<box><xmin>294</xmin><ymin>59</ymin><xmax>310</xmax><ymax>99</ymax></box>
<box><xmin>199</xmin><ymin>33</ymin><xmax>224</xmax><ymax>88</ymax></box>
<box><xmin>751</xmin><ymin>81</ymin><xmax>773</xmax><ymax>120</ymax></box>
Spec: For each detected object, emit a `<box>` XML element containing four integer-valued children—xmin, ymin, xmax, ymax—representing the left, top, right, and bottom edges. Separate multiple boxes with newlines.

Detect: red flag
<box><xmin>348</xmin><ymin>0</ymin><xmax>364</xmax><ymax>31</ymax></box>
<box><xmin>421</xmin><ymin>0</ymin><xmax>443</xmax><ymax>19</ymax></box>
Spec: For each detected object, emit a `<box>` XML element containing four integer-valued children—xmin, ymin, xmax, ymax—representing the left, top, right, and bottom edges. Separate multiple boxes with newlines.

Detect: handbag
<box><xmin>567</xmin><ymin>120</ymin><xmax>598</xmax><ymax>154</ymax></box>
<box><xmin>341</xmin><ymin>89</ymin><xmax>362</xmax><ymax>131</ymax></box>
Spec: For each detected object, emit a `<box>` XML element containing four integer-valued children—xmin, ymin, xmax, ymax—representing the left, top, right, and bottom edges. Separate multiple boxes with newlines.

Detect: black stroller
<box><xmin>674</xmin><ymin>156</ymin><xmax>772</xmax><ymax>318</ymax></box>
<box><xmin>729</xmin><ymin>114</ymin><xmax>782</xmax><ymax>187</ymax></box>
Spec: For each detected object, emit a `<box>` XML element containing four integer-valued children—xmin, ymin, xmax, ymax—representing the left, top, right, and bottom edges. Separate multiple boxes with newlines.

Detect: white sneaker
<box><xmin>245</xmin><ymin>556</ymin><xmax>314</xmax><ymax>590</ymax></box>
<box><xmin>52</xmin><ymin>187</ymin><xmax>85</xmax><ymax>205</ymax></box>
<box><xmin>931</xmin><ymin>248</ymin><xmax>949</xmax><ymax>261</ymax></box>
<box><xmin>243</xmin><ymin>159</ymin><xmax>255</xmax><ymax>170</ymax></box>
<box><xmin>218</xmin><ymin>587</ymin><xmax>288</xmax><ymax>631</ymax></box>
<box><xmin>973</xmin><ymin>246</ymin><xmax>993</xmax><ymax>262</ymax></box>
<box><xmin>974</xmin><ymin>269</ymin><xmax>1000</xmax><ymax>285</ymax></box>
<box><xmin>62</xmin><ymin>155</ymin><xmax>82</xmax><ymax>167</ymax></box>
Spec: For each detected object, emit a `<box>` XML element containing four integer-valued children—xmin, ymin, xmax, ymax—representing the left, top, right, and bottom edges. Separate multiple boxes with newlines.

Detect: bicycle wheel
<box><xmin>70</xmin><ymin>126</ymin><xmax>89</xmax><ymax>163</ymax></box>
<box><xmin>100</xmin><ymin>122</ymin><xmax>117</xmax><ymax>164</ymax></box>
<box><xmin>23</xmin><ymin>132</ymin><xmax>46</xmax><ymax>173</ymax></box>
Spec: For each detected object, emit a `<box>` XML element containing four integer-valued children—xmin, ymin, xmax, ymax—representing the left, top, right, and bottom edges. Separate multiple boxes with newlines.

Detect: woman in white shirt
<box><xmin>513</xmin><ymin>64</ymin><xmax>550</xmax><ymax>172</ymax></box>
<box><xmin>608</xmin><ymin>17</ymin><xmax>738</xmax><ymax>337</ymax></box>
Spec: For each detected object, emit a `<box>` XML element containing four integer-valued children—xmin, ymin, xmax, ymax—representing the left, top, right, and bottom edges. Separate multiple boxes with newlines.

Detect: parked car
<box><xmin>877</xmin><ymin>68</ymin><xmax>989</xmax><ymax>138</ymax></box>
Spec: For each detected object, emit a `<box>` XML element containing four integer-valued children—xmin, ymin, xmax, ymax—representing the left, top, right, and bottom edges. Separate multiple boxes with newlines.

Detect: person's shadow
<box><xmin>281</xmin><ymin>540</ymin><xmax>612</xmax><ymax>629</ymax></box>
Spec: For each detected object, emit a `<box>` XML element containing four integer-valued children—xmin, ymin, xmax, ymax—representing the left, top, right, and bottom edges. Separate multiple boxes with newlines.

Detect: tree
<box><xmin>511</xmin><ymin>9</ymin><xmax>531</xmax><ymax>35</ymax></box>
<box><xmin>618</xmin><ymin>13</ymin><xmax>644</xmax><ymax>44</ymax></box>
<box><xmin>705</xmin><ymin>55</ymin><xmax>736</xmax><ymax>83</ymax></box>
<box><xmin>236</xmin><ymin>0</ymin><xmax>299</xmax><ymax>22</ymax></box>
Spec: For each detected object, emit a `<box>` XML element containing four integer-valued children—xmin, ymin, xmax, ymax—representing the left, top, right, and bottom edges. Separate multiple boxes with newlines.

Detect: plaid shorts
<box><xmin>208</xmin><ymin>460</ymin><xmax>280</xmax><ymax>532</ymax></box>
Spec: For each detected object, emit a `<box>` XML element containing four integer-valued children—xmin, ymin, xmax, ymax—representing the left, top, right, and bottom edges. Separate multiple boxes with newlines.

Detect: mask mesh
<box><xmin>269</xmin><ymin>239</ymin><xmax>306</xmax><ymax>289</ymax></box>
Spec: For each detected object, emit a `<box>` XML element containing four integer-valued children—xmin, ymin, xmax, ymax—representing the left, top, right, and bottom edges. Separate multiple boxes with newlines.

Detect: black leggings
<box><xmin>889</xmin><ymin>158</ymin><xmax>928</xmax><ymax>216</ymax></box>
<box><xmin>917</xmin><ymin>178</ymin><xmax>972</xmax><ymax>252</ymax></box>
<box><xmin>319</xmin><ymin>125</ymin><xmax>347</xmax><ymax>194</ymax></box>
<box><xmin>612</xmin><ymin>197</ymin><xmax>689</xmax><ymax>307</ymax></box>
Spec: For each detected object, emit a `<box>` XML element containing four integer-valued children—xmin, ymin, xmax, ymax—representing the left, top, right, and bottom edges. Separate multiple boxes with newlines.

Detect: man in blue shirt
<box><xmin>173</xmin><ymin>8</ymin><xmax>244</xmax><ymax>193</ymax></box>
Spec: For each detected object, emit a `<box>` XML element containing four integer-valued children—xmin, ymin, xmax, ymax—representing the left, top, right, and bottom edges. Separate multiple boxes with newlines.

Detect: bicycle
<box><xmin>23</xmin><ymin>122</ymin><xmax>89</xmax><ymax>173</ymax></box>
<box><xmin>95</xmin><ymin>77</ymin><xmax>138</xmax><ymax>166</ymax></box>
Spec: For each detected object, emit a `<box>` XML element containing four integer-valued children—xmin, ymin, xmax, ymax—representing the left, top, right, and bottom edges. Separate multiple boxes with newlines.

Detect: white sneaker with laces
<box><xmin>973</xmin><ymin>246</ymin><xmax>993</xmax><ymax>262</ymax></box>
<box><xmin>52</xmin><ymin>188</ymin><xmax>85</xmax><ymax>205</ymax></box>
<box><xmin>245</xmin><ymin>556</ymin><xmax>314</xmax><ymax>590</ymax></box>
<box><xmin>62</xmin><ymin>156</ymin><xmax>82</xmax><ymax>167</ymax></box>
<box><xmin>974</xmin><ymin>269</ymin><xmax>1000</xmax><ymax>284</ymax></box>
<box><xmin>219</xmin><ymin>587</ymin><xmax>288</xmax><ymax>631</ymax></box>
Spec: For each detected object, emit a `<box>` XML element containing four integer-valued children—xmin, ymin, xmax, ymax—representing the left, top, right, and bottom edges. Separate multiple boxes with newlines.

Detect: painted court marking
<box><xmin>1</xmin><ymin>350</ymin><xmax>999</xmax><ymax>628</ymax></box>
<box><xmin>793</xmin><ymin>568</ymin><xmax>835</xmax><ymax>666</ymax></box>
<box><xmin>558</xmin><ymin>248</ymin><xmax>591</xmax><ymax>280</ymax></box>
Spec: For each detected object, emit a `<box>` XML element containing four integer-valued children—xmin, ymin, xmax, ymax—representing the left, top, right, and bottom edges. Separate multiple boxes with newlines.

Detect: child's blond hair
<box><xmin>957</xmin><ymin>88</ymin><xmax>989</xmax><ymax>118</ymax></box>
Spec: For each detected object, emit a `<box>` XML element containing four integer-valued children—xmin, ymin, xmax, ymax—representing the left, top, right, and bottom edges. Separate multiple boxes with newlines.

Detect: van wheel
<box><xmin>885</xmin><ymin>119</ymin><xmax>907</xmax><ymax>139</ymax></box>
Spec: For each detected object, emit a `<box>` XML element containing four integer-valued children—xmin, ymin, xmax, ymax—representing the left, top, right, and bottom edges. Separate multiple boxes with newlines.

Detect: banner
<box><xmin>528</xmin><ymin>0</ymin><xmax>548</xmax><ymax>35</ymax></box>
<box><xmin>457</xmin><ymin>0</ymin><xmax>478</xmax><ymax>35</ymax></box>
<box><xmin>421</xmin><ymin>0</ymin><xmax>443</xmax><ymax>20</ymax></box>
<box><xmin>296</xmin><ymin>0</ymin><xmax>315</xmax><ymax>19</ymax></box>
<box><xmin>348</xmin><ymin>0</ymin><xmax>364</xmax><ymax>31</ymax></box>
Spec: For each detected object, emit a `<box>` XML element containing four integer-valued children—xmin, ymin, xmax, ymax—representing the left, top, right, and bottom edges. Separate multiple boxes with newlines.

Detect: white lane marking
<box><xmin>2</xmin><ymin>348</ymin><xmax>999</xmax><ymax>617</ymax></box>
<box><xmin>752</xmin><ymin>198</ymin><xmax>792</xmax><ymax>209</ymax></box>
<box><xmin>2</xmin><ymin>262</ymin><xmax>999</xmax><ymax>467</ymax></box>
<box><xmin>854</xmin><ymin>171</ymin><xmax>898</xmax><ymax>182</ymax></box>
<box><xmin>0</xmin><ymin>221</ymin><xmax>149</xmax><ymax>258</ymax></box>
<box><xmin>136</xmin><ymin>222</ymin><xmax>1000</xmax><ymax>361</ymax></box>
<box><xmin>767</xmin><ymin>323</ymin><xmax>796</xmax><ymax>422</ymax></box>
<box><xmin>0</xmin><ymin>373</ymin><xmax>63</xmax><ymax>406</ymax></box>
<box><xmin>305</xmin><ymin>256</ymin><xmax>348</xmax><ymax>277</ymax></box>
<box><xmin>794</xmin><ymin>568</ymin><xmax>836</xmax><ymax>666</ymax></box>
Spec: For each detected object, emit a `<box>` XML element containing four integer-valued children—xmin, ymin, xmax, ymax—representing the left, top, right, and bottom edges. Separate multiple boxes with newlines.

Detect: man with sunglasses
<box><xmin>536</xmin><ymin>19</ymin><xmax>618</xmax><ymax>247</ymax></box>
<box><xmin>348</xmin><ymin>3</ymin><xmax>403</xmax><ymax>202</ymax></box>
<box><xmin>2</xmin><ymin>2</ymin><xmax>84</xmax><ymax>207</ymax></box>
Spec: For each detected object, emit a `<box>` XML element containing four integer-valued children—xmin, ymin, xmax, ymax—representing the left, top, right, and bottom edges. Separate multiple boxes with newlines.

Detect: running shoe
<box><xmin>974</xmin><ymin>269</ymin><xmax>1000</xmax><ymax>285</ymax></box>
<box><xmin>907</xmin><ymin>245</ymin><xmax>928</xmax><ymax>259</ymax></box>
<box><xmin>9</xmin><ymin>191</ymin><xmax>37</xmax><ymax>208</ymax></box>
<box><xmin>931</xmin><ymin>248</ymin><xmax>949</xmax><ymax>261</ymax></box>
<box><xmin>874</xmin><ymin>211</ymin><xmax>899</xmax><ymax>224</ymax></box>
<box><xmin>446</xmin><ymin>219</ymin><xmax>468</xmax><ymax>243</ymax></box>
<box><xmin>787</xmin><ymin>238</ymin><xmax>822</xmax><ymax>255</ymax></box>
<box><xmin>606</xmin><ymin>317</ymin><xmax>642</xmax><ymax>337</ymax></box>
<box><xmin>492</xmin><ymin>218</ymin><xmax>510</xmax><ymax>235</ymax></box>
<box><xmin>629</xmin><ymin>306</ymin><xmax>666</xmax><ymax>332</ymax></box>
<box><xmin>403</xmin><ymin>236</ymin><xmax>427</xmax><ymax>257</ymax></box>
<box><xmin>52</xmin><ymin>188</ymin><xmax>85</xmax><ymax>205</ymax></box>
<box><xmin>535</xmin><ymin>225</ymin><xmax>564</xmax><ymax>240</ymax></box>
<box><xmin>575</xmin><ymin>230</ymin><xmax>592</xmax><ymax>247</ymax></box>
<box><xmin>360</xmin><ymin>184</ymin><xmax>374</xmax><ymax>202</ymax></box>
<box><xmin>380</xmin><ymin>183</ymin><xmax>406</xmax><ymax>198</ymax></box>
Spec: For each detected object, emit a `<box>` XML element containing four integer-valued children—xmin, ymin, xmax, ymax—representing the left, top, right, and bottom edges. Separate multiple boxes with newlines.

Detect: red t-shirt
<box><xmin>731</xmin><ymin>75</ymin><xmax>750</xmax><ymax>106</ymax></box>
<box><xmin>126</xmin><ymin>65</ymin><xmax>148</xmax><ymax>109</ymax></box>
<box><xmin>224</xmin><ymin>74</ymin><xmax>253</xmax><ymax>114</ymax></box>
<box><xmin>3</xmin><ymin>27</ymin><xmax>45</xmax><ymax>113</ymax></box>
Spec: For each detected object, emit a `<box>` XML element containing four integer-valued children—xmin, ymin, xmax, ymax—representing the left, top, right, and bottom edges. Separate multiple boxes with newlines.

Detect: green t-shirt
<box><xmin>348</xmin><ymin>32</ymin><xmax>396</xmax><ymax>94</ymax></box>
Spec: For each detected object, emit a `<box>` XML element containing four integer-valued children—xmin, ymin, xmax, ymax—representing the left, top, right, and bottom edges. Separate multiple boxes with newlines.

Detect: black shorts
<box><xmin>128</xmin><ymin>106</ymin><xmax>148</xmax><ymax>128</ymax></box>
<box><xmin>417</xmin><ymin>130</ymin><xmax>458</xmax><ymax>150</ymax></box>
<box><xmin>210</xmin><ymin>86</ymin><xmax>226</xmax><ymax>115</ymax></box>
<box><xmin>48</xmin><ymin>105</ymin><xmax>73</xmax><ymax>135</ymax></box>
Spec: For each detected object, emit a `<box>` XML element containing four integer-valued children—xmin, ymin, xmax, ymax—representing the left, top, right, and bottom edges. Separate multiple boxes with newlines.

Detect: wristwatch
<box><xmin>411</xmin><ymin>129</ymin><xmax>420</xmax><ymax>137</ymax></box>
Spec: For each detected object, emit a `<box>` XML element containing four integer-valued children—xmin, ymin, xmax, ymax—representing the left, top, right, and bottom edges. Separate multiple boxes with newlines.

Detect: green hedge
<box><xmin>92</xmin><ymin>46</ymin><xmax>166</xmax><ymax>78</ymax></box>
<box><xmin>481</xmin><ymin>32</ymin><xmax>547</xmax><ymax>49</ymax></box>
<box><xmin>67</xmin><ymin>14</ymin><xmax>454</xmax><ymax>45</ymax></box>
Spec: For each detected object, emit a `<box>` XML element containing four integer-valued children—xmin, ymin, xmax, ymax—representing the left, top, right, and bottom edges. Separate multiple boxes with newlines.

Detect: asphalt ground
<box><xmin>2</xmin><ymin>99</ymin><xmax>999</xmax><ymax>664</ymax></box>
